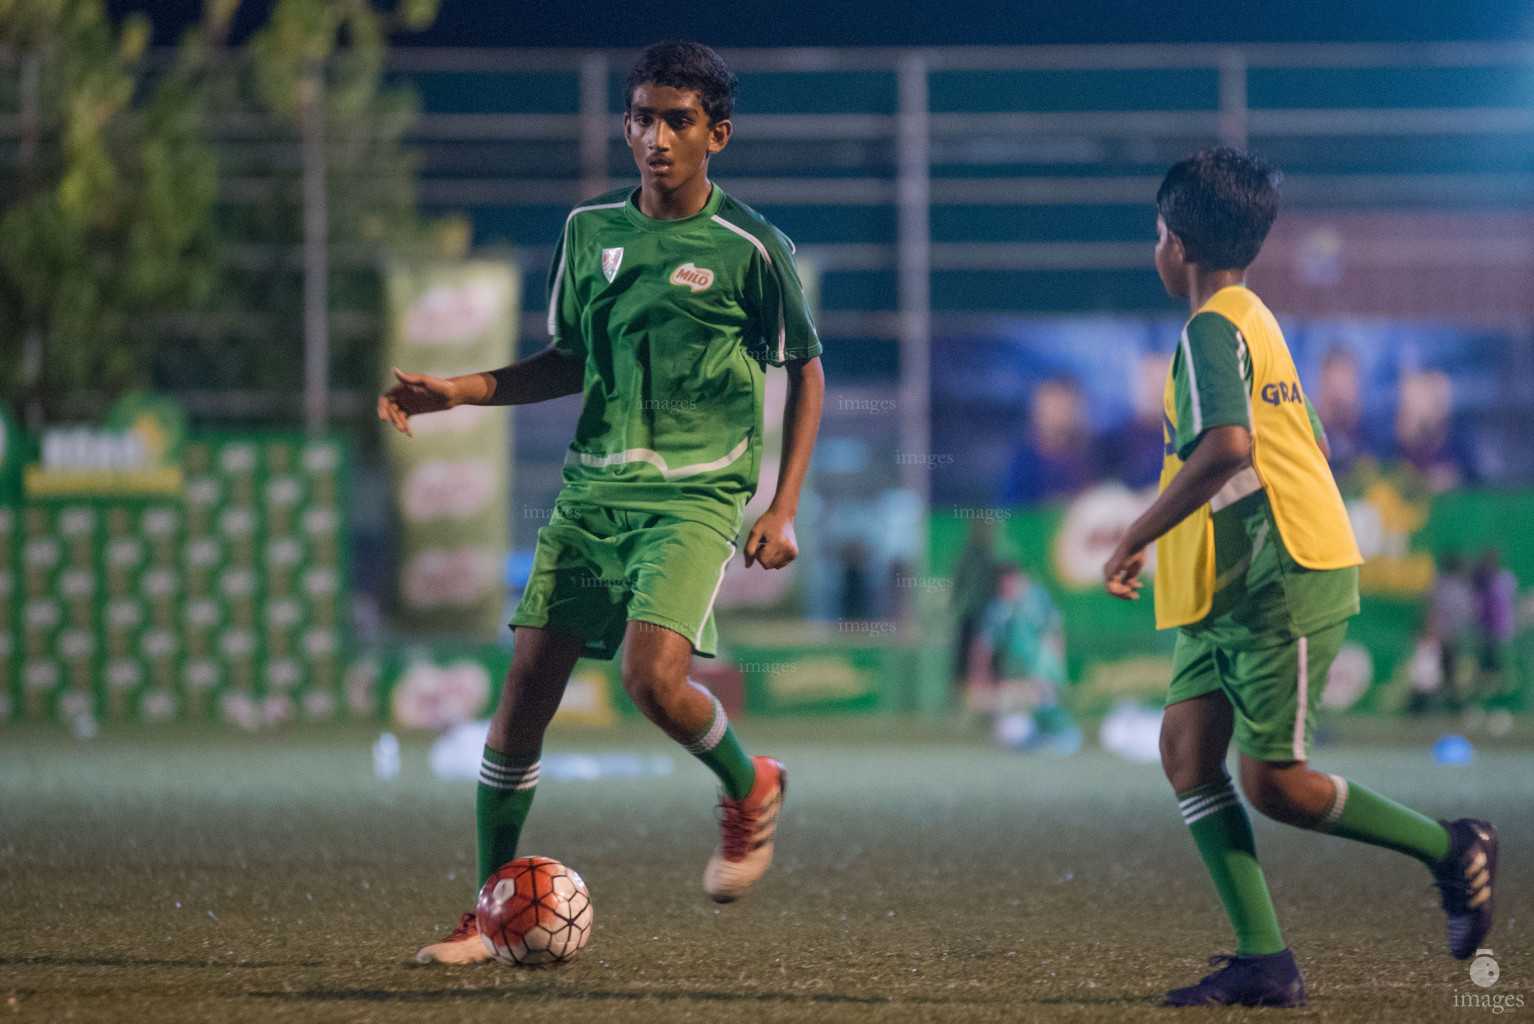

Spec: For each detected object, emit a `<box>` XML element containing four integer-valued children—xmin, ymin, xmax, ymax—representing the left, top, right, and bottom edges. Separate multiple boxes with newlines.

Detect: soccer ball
<box><xmin>475</xmin><ymin>856</ymin><xmax>593</xmax><ymax>965</ymax></box>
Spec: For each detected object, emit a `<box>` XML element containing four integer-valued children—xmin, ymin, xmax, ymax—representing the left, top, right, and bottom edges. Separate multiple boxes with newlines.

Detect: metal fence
<box><xmin>385</xmin><ymin>42</ymin><xmax>1534</xmax><ymax>505</ymax></box>
<box><xmin>394</xmin><ymin>41</ymin><xmax>1534</xmax><ymax>325</ymax></box>
<box><xmin>8</xmin><ymin>41</ymin><xmax>1534</xmax><ymax>478</ymax></box>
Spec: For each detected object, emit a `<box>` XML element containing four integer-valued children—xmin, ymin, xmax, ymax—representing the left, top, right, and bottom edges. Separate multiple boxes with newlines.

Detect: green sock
<box><xmin>1179</xmin><ymin>778</ymin><xmax>1287</xmax><ymax>956</ymax></box>
<box><xmin>1314</xmin><ymin>775</ymin><xmax>1451</xmax><ymax>868</ymax></box>
<box><xmin>476</xmin><ymin>747</ymin><xmax>539</xmax><ymax>888</ymax></box>
<box><xmin>684</xmin><ymin>694</ymin><xmax>756</xmax><ymax>800</ymax></box>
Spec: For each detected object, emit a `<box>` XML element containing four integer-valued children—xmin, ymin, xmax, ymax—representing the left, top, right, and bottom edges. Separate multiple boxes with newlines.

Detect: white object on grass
<box><xmin>1099</xmin><ymin>700</ymin><xmax>1164</xmax><ymax>764</ymax></box>
<box><xmin>373</xmin><ymin>731</ymin><xmax>401</xmax><ymax>779</ymax></box>
<box><xmin>428</xmin><ymin>719</ymin><xmax>674</xmax><ymax>781</ymax></box>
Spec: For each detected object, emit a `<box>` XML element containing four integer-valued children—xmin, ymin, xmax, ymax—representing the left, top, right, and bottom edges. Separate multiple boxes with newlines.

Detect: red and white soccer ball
<box><xmin>475</xmin><ymin>856</ymin><xmax>593</xmax><ymax>965</ymax></box>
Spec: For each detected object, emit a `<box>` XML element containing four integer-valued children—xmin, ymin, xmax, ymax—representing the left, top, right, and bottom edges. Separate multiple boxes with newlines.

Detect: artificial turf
<box><xmin>2</xmin><ymin>716</ymin><xmax>1528</xmax><ymax>1022</ymax></box>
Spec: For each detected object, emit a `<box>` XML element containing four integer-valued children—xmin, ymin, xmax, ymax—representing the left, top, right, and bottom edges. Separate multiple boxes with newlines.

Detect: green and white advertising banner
<box><xmin>3</xmin><ymin>391</ymin><xmax>351</xmax><ymax>727</ymax></box>
<box><xmin>0</xmin><ymin>402</ymin><xmax>21</xmax><ymax>502</ymax></box>
<box><xmin>932</xmin><ymin>480</ymin><xmax>1534</xmax><ymax>717</ymax></box>
<box><xmin>384</xmin><ymin>260</ymin><xmax>519</xmax><ymax>641</ymax></box>
<box><xmin>343</xmin><ymin>645</ymin><xmax>618</xmax><ymax>729</ymax></box>
<box><xmin>0</xmin><ymin>403</ymin><xmax>19</xmax><ymax>723</ymax></box>
<box><xmin>25</xmin><ymin>392</ymin><xmax>184</xmax><ymax>499</ymax></box>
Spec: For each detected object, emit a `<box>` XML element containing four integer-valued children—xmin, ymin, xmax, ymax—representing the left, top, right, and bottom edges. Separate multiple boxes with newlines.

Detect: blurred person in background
<box><xmin>1413</xmin><ymin>551</ymin><xmax>1477</xmax><ymax>713</ymax></box>
<box><xmin>1096</xmin><ymin>350</ymin><xmax>1172</xmax><ymax>489</ymax></box>
<box><xmin>1000</xmin><ymin>377</ymin><xmax>1094</xmax><ymax>504</ymax></box>
<box><xmin>837</xmin><ymin>539</ymin><xmax>874</xmax><ymax>620</ymax></box>
<box><xmin>1314</xmin><ymin>348</ymin><xmax>1374</xmax><ymax>478</ymax></box>
<box><xmin>1472</xmin><ymin>548</ymin><xmax>1518</xmax><ymax>701</ymax></box>
<box><xmin>950</xmin><ymin>518</ymin><xmax>1001</xmax><ymax>696</ymax></box>
<box><xmin>965</xmin><ymin>562</ymin><xmax>1077</xmax><ymax>753</ymax></box>
<box><xmin>1391</xmin><ymin>369</ymin><xmax>1471</xmax><ymax>493</ymax></box>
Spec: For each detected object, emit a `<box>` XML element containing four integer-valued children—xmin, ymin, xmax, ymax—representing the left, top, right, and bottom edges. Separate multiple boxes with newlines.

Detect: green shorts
<box><xmin>509</xmin><ymin>503</ymin><xmax>737</xmax><ymax>660</ymax></box>
<box><xmin>1166</xmin><ymin>621</ymin><xmax>1348</xmax><ymax>762</ymax></box>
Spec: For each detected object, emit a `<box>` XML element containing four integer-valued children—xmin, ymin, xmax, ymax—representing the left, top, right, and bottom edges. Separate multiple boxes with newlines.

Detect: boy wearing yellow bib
<box><xmin>1102</xmin><ymin>148</ymin><xmax>1498</xmax><ymax>1009</ymax></box>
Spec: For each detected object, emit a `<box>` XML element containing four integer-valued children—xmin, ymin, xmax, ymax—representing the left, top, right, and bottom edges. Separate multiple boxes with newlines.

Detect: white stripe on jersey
<box><xmin>694</xmin><ymin>544</ymin><xmax>737</xmax><ymax>649</ymax></box>
<box><xmin>568</xmin><ymin>435</ymin><xmax>751</xmax><ymax>480</ymax></box>
<box><xmin>1209</xmin><ymin>465</ymin><xmax>1263</xmax><ymax>513</ymax></box>
<box><xmin>547</xmin><ymin>201</ymin><xmax>627</xmax><ymax>338</ymax></box>
<box><xmin>1236</xmin><ymin>330</ymin><xmax>1254</xmax><ymax>426</ymax></box>
<box><xmin>709</xmin><ymin>215</ymin><xmax>788</xmax><ymax>364</ymax></box>
<box><xmin>1179</xmin><ymin>325</ymin><xmax>1202</xmax><ymax>436</ymax></box>
<box><xmin>1293</xmin><ymin>634</ymin><xmax>1310</xmax><ymax>761</ymax></box>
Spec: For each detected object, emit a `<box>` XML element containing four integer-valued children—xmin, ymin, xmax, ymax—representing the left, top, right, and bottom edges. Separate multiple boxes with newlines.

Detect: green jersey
<box><xmin>1169</xmin><ymin>309</ymin><xmax>1359</xmax><ymax>649</ymax></box>
<box><xmin>546</xmin><ymin>184</ymin><xmax>821</xmax><ymax>540</ymax></box>
<box><xmin>979</xmin><ymin>578</ymin><xmax>1066</xmax><ymax>685</ymax></box>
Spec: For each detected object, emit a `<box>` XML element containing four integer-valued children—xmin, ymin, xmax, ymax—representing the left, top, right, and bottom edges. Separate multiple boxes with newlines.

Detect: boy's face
<box><xmin>1154</xmin><ymin>215</ymin><xmax>1190</xmax><ymax>298</ymax></box>
<box><xmin>624</xmin><ymin>84</ymin><xmax>730</xmax><ymax>198</ymax></box>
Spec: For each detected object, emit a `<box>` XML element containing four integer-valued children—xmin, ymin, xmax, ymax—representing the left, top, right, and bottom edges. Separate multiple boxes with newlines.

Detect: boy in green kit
<box><xmin>380</xmin><ymin>42</ymin><xmax>824</xmax><ymax>963</ymax></box>
<box><xmin>1102</xmin><ymin>147</ymin><xmax>1497</xmax><ymax>1008</ymax></box>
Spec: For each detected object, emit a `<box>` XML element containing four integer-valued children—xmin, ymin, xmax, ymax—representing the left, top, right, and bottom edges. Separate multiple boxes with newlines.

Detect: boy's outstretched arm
<box><xmin>1102</xmin><ymin>424</ymin><xmax>1251</xmax><ymax>600</ymax></box>
<box><xmin>378</xmin><ymin>348</ymin><xmax>585</xmax><ymax>436</ymax></box>
<box><xmin>744</xmin><ymin>356</ymin><xmax>825</xmax><ymax>569</ymax></box>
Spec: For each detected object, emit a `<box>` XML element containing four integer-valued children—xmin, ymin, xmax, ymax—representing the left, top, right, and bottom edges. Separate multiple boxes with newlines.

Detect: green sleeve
<box><xmin>546</xmin><ymin>218</ymin><xmax>585</xmax><ymax>361</ymax></box>
<box><xmin>977</xmin><ymin>600</ymin><xmax>1007</xmax><ymax>648</ymax></box>
<box><xmin>1303</xmin><ymin>394</ymin><xmax>1327</xmax><ymax>445</ymax></box>
<box><xmin>1173</xmin><ymin>312</ymin><xmax>1253</xmax><ymax>460</ymax></box>
<box><xmin>755</xmin><ymin>228</ymin><xmax>823</xmax><ymax>366</ymax></box>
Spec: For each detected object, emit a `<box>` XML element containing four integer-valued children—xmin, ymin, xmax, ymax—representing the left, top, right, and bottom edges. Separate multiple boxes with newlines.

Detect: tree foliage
<box><xmin>148</xmin><ymin>0</ymin><xmax>444</xmax><ymax>413</ymax></box>
<box><xmin>0</xmin><ymin>0</ymin><xmax>444</xmax><ymax>424</ymax></box>
<box><xmin>0</xmin><ymin>0</ymin><xmax>219</xmax><ymax>420</ymax></box>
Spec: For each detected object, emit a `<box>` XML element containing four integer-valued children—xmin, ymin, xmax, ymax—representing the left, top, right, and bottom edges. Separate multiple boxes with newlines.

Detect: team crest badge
<box><xmin>669</xmin><ymin>262</ymin><xmax>715</xmax><ymax>292</ymax></box>
<box><xmin>601</xmin><ymin>247</ymin><xmax>624</xmax><ymax>283</ymax></box>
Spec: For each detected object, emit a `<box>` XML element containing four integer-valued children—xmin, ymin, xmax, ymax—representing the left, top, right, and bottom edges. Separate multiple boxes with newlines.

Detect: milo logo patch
<box><xmin>669</xmin><ymin>263</ymin><xmax>714</xmax><ymax>292</ymax></box>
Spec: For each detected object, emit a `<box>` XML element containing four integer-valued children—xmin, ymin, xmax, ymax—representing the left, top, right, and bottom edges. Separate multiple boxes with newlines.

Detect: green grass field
<box><xmin>2</xmin><ymin>717</ymin><xmax>1529</xmax><ymax>1022</ymax></box>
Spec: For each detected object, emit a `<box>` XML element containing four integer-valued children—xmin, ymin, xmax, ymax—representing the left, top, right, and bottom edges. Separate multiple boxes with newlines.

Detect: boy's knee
<box><xmin>620</xmin><ymin>657</ymin><xmax>682</xmax><ymax>710</ymax></box>
<box><xmin>1160</xmin><ymin>730</ymin><xmax>1221</xmax><ymax>793</ymax></box>
<box><xmin>1240</xmin><ymin>762</ymin><xmax>1325</xmax><ymax>826</ymax></box>
<box><xmin>619</xmin><ymin>660</ymin><xmax>657</xmax><ymax>704</ymax></box>
<box><xmin>1240</xmin><ymin>770</ymin><xmax>1287</xmax><ymax>819</ymax></box>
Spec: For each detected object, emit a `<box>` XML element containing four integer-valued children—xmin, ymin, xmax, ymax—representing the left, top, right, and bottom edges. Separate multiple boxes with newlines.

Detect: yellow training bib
<box><xmin>1154</xmin><ymin>287</ymin><xmax>1362</xmax><ymax>629</ymax></box>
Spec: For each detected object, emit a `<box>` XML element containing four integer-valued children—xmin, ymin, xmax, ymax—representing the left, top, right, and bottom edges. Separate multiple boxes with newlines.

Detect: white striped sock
<box><xmin>480</xmin><ymin>755</ymin><xmax>540</xmax><ymax>791</ymax></box>
<box><xmin>1319</xmin><ymin>774</ymin><xmax>1349</xmax><ymax>829</ymax></box>
<box><xmin>1178</xmin><ymin>792</ymin><xmax>1222</xmax><ymax>815</ymax></box>
<box><xmin>1181</xmin><ymin>779</ymin><xmax>1241</xmax><ymax>826</ymax></box>
<box><xmin>683</xmin><ymin>696</ymin><xmax>729</xmax><ymax>755</ymax></box>
<box><xmin>1178</xmin><ymin>788</ymin><xmax>1232</xmax><ymax>816</ymax></box>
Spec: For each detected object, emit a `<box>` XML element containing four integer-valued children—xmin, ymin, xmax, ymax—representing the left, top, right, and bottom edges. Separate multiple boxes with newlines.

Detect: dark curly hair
<box><xmin>1156</xmin><ymin>147</ymin><xmax>1280</xmax><ymax>271</ymax></box>
<box><xmin>625</xmin><ymin>41</ymin><xmax>738</xmax><ymax>124</ymax></box>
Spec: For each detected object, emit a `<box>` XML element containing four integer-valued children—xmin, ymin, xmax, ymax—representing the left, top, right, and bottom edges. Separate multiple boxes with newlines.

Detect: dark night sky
<box><xmin>114</xmin><ymin>0</ymin><xmax>1534</xmax><ymax>48</ymax></box>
